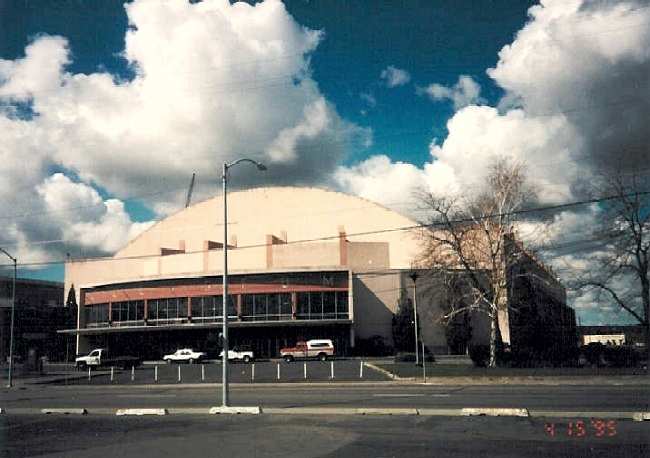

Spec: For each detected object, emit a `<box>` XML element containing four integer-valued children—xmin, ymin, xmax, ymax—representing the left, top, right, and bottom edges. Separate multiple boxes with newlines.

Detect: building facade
<box><xmin>0</xmin><ymin>277</ymin><xmax>71</xmax><ymax>362</ymax></box>
<box><xmin>62</xmin><ymin>187</ymin><xmax>575</xmax><ymax>361</ymax></box>
<box><xmin>63</xmin><ymin>187</ymin><xmax>423</xmax><ymax>359</ymax></box>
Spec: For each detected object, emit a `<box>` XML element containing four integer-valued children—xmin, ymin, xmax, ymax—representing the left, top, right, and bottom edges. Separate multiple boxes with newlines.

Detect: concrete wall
<box><xmin>272</xmin><ymin>242</ymin><xmax>340</xmax><ymax>269</ymax></box>
<box><xmin>66</xmin><ymin>187</ymin><xmax>421</xmax><ymax>292</ymax></box>
<box><xmin>352</xmin><ymin>271</ymin><xmax>401</xmax><ymax>345</ymax></box>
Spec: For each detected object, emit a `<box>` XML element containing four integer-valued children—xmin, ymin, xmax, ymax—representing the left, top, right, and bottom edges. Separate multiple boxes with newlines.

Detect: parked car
<box><xmin>280</xmin><ymin>339</ymin><xmax>335</xmax><ymax>362</ymax></box>
<box><xmin>75</xmin><ymin>348</ymin><xmax>141</xmax><ymax>370</ymax></box>
<box><xmin>219</xmin><ymin>346</ymin><xmax>254</xmax><ymax>363</ymax></box>
<box><xmin>163</xmin><ymin>348</ymin><xmax>206</xmax><ymax>364</ymax></box>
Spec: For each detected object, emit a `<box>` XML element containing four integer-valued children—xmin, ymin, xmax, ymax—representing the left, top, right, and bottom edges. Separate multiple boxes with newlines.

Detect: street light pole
<box><xmin>1</xmin><ymin>248</ymin><xmax>16</xmax><ymax>388</ymax></box>
<box><xmin>409</xmin><ymin>271</ymin><xmax>420</xmax><ymax>366</ymax></box>
<box><xmin>221</xmin><ymin>158</ymin><xmax>266</xmax><ymax>408</ymax></box>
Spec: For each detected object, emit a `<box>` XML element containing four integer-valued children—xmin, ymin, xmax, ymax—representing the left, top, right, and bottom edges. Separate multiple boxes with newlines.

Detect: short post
<box><xmin>251</xmin><ymin>363</ymin><xmax>255</xmax><ymax>383</ymax></box>
<box><xmin>330</xmin><ymin>360</ymin><xmax>334</xmax><ymax>379</ymax></box>
<box><xmin>277</xmin><ymin>362</ymin><xmax>280</xmax><ymax>380</ymax></box>
<box><xmin>177</xmin><ymin>365</ymin><xmax>181</xmax><ymax>383</ymax></box>
<box><xmin>110</xmin><ymin>366</ymin><xmax>114</xmax><ymax>383</ymax></box>
<box><xmin>360</xmin><ymin>360</ymin><xmax>364</xmax><ymax>378</ymax></box>
<box><xmin>421</xmin><ymin>340</ymin><xmax>427</xmax><ymax>384</ymax></box>
<box><xmin>303</xmin><ymin>361</ymin><xmax>307</xmax><ymax>379</ymax></box>
<box><xmin>201</xmin><ymin>364</ymin><xmax>205</xmax><ymax>382</ymax></box>
<box><xmin>131</xmin><ymin>366</ymin><xmax>135</xmax><ymax>382</ymax></box>
<box><xmin>87</xmin><ymin>367</ymin><xmax>91</xmax><ymax>381</ymax></box>
<box><xmin>155</xmin><ymin>365</ymin><xmax>158</xmax><ymax>383</ymax></box>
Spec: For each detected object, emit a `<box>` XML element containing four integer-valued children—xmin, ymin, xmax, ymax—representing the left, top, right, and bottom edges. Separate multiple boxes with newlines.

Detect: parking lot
<box><xmin>56</xmin><ymin>359</ymin><xmax>390</xmax><ymax>385</ymax></box>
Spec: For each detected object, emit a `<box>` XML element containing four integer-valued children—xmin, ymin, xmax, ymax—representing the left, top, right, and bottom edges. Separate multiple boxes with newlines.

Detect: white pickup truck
<box><xmin>219</xmin><ymin>346</ymin><xmax>254</xmax><ymax>363</ymax></box>
<box><xmin>75</xmin><ymin>348</ymin><xmax>141</xmax><ymax>370</ymax></box>
<box><xmin>280</xmin><ymin>339</ymin><xmax>335</xmax><ymax>362</ymax></box>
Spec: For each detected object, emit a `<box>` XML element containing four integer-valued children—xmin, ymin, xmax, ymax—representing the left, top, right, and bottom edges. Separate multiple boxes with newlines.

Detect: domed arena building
<box><xmin>63</xmin><ymin>187</ymin><xmax>426</xmax><ymax>359</ymax></box>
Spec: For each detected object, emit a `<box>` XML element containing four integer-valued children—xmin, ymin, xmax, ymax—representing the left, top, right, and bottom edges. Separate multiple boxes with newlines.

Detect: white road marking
<box><xmin>372</xmin><ymin>393</ymin><xmax>451</xmax><ymax>398</ymax></box>
<box><xmin>116</xmin><ymin>394</ymin><xmax>177</xmax><ymax>398</ymax></box>
<box><xmin>373</xmin><ymin>394</ymin><xmax>425</xmax><ymax>397</ymax></box>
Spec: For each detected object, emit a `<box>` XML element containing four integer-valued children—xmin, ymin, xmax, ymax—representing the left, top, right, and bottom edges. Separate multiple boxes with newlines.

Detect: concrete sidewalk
<box><xmin>2</xmin><ymin>406</ymin><xmax>650</xmax><ymax>421</ymax></box>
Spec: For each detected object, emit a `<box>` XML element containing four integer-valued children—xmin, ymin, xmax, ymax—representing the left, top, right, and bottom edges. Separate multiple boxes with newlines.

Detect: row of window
<box><xmin>190</xmin><ymin>295</ymin><xmax>238</xmax><ymax>320</ymax></box>
<box><xmin>296</xmin><ymin>292</ymin><xmax>348</xmax><ymax>320</ymax></box>
<box><xmin>84</xmin><ymin>291</ymin><xmax>350</xmax><ymax>326</ymax></box>
<box><xmin>239</xmin><ymin>293</ymin><xmax>293</xmax><ymax>321</ymax></box>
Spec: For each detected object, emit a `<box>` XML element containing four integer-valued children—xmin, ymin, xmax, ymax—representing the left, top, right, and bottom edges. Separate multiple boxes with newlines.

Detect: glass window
<box><xmin>191</xmin><ymin>297</ymin><xmax>203</xmax><ymax>318</ymax></box>
<box><xmin>280</xmin><ymin>293</ymin><xmax>292</xmax><ymax>317</ymax></box>
<box><xmin>178</xmin><ymin>297</ymin><xmax>188</xmax><ymax>318</ymax></box>
<box><xmin>336</xmin><ymin>292</ymin><xmax>349</xmax><ymax>318</ymax></box>
<box><xmin>206</xmin><ymin>296</ymin><xmax>217</xmax><ymax>317</ymax></box>
<box><xmin>85</xmin><ymin>303</ymin><xmax>109</xmax><ymax>327</ymax></box>
<box><xmin>254</xmin><ymin>294</ymin><xmax>267</xmax><ymax>320</ymax></box>
<box><xmin>227</xmin><ymin>295</ymin><xmax>236</xmax><ymax>317</ymax></box>
<box><xmin>157</xmin><ymin>299</ymin><xmax>168</xmax><ymax>321</ymax></box>
<box><xmin>111</xmin><ymin>302</ymin><xmax>121</xmax><ymax>322</ymax></box>
<box><xmin>242</xmin><ymin>295</ymin><xmax>254</xmax><ymax>318</ymax></box>
<box><xmin>296</xmin><ymin>292</ymin><xmax>309</xmax><ymax>319</ymax></box>
<box><xmin>323</xmin><ymin>292</ymin><xmax>336</xmax><ymax>318</ymax></box>
<box><xmin>213</xmin><ymin>295</ymin><xmax>236</xmax><ymax>318</ymax></box>
<box><xmin>309</xmin><ymin>292</ymin><xmax>322</xmax><ymax>319</ymax></box>
<box><xmin>267</xmin><ymin>293</ymin><xmax>279</xmax><ymax>320</ymax></box>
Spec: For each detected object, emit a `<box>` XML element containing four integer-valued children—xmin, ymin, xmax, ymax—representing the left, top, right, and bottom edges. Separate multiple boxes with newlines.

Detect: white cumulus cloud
<box><xmin>421</xmin><ymin>75</ymin><xmax>484</xmax><ymax>110</ymax></box>
<box><xmin>380</xmin><ymin>65</ymin><xmax>411</xmax><ymax>87</ymax></box>
<box><xmin>0</xmin><ymin>0</ymin><xmax>367</xmax><ymax>263</ymax></box>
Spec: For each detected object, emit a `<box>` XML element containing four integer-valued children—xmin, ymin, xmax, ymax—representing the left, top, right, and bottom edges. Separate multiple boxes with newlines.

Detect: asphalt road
<box><xmin>2</xmin><ymin>414</ymin><xmax>649</xmax><ymax>457</ymax></box>
<box><xmin>2</xmin><ymin>384</ymin><xmax>650</xmax><ymax>412</ymax></box>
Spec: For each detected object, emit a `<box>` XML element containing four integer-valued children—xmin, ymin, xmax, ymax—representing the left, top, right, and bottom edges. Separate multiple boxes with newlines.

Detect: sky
<box><xmin>0</xmin><ymin>0</ymin><xmax>649</xmax><ymax>325</ymax></box>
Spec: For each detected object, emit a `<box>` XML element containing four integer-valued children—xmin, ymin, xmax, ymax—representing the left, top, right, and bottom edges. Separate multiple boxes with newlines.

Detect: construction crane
<box><xmin>185</xmin><ymin>172</ymin><xmax>196</xmax><ymax>208</ymax></box>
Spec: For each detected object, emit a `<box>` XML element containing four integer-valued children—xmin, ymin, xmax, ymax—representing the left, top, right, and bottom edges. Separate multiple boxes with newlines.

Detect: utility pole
<box><xmin>1</xmin><ymin>248</ymin><xmax>16</xmax><ymax>388</ymax></box>
<box><xmin>220</xmin><ymin>158</ymin><xmax>266</xmax><ymax>407</ymax></box>
<box><xmin>409</xmin><ymin>271</ymin><xmax>420</xmax><ymax>365</ymax></box>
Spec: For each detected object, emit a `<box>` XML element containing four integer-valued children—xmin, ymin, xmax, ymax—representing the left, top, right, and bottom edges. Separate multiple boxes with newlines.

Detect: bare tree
<box><xmin>575</xmin><ymin>169</ymin><xmax>650</xmax><ymax>363</ymax></box>
<box><xmin>416</xmin><ymin>158</ymin><xmax>532</xmax><ymax>367</ymax></box>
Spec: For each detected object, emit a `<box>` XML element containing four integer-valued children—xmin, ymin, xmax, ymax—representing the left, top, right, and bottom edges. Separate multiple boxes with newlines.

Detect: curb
<box><xmin>46</xmin><ymin>381</ymin><xmax>404</xmax><ymax>390</ymax></box>
<box><xmin>116</xmin><ymin>408</ymin><xmax>167</xmax><ymax>416</ymax></box>
<box><xmin>462</xmin><ymin>407</ymin><xmax>529</xmax><ymax>417</ymax></box>
<box><xmin>41</xmin><ymin>408</ymin><xmax>87</xmax><ymax>415</ymax></box>
<box><xmin>2</xmin><ymin>407</ymin><xmax>649</xmax><ymax>420</ymax></box>
<box><xmin>209</xmin><ymin>406</ymin><xmax>261</xmax><ymax>415</ymax></box>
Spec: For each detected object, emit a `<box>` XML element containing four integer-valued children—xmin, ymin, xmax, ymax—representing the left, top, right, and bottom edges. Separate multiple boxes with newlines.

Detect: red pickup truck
<box><xmin>280</xmin><ymin>339</ymin><xmax>335</xmax><ymax>362</ymax></box>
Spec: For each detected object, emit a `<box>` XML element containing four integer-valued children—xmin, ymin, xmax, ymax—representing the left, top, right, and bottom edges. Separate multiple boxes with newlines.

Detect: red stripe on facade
<box><xmin>84</xmin><ymin>283</ymin><xmax>348</xmax><ymax>305</ymax></box>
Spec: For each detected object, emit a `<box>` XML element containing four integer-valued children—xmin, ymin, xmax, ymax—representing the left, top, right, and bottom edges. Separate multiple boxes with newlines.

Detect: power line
<box><xmin>4</xmin><ymin>189</ymin><xmax>648</xmax><ymax>268</ymax></box>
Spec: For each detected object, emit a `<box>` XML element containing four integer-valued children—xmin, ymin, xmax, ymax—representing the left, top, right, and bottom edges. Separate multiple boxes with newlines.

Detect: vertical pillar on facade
<box><xmin>236</xmin><ymin>294</ymin><xmax>242</xmax><ymax>321</ymax></box>
<box><xmin>266</xmin><ymin>234</ymin><xmax>287</xmax><ymax>269</ymax></box>
<box><xmin>202</xmin><ymin>240</ymin><xmax>223</xmax><ymax>273</ymax></box>
<box><xmin>143</xmin><ymin>299</ymin><xmax>148</xmax><ymax>325</ymax></box>
<box><xmin>0</xmin><ymin>302</ymin><xmax>5</xmax><ymax>360</ymax></box>
<box><xmin>186</xmin><ymin>296</ymin><xmax>192</xmax><ymax>322</ymax></box>
<box><xmin>108</xmin><ymin>302</ymin><xmax>112</xmax><ymax>326</ymax></box>
<box><xmin>291</xmin><ymin>292</ymin><xmax>297</xmax><ymax>320</ymax></box>
<box><xmin>76</xmin><ymin>289</ymin><xmax>85</xmax><ymax>356</ymax></box>
<box><xmin>348</xmin><ymin>270</ymin><xmax>355</xmax><ymax>350</ymax></box>
<box><xmin>266</xmin><ymin>234</ymin><xmax>274</xmax><ymax>268</ymax></box>
<box><xmin>202</xmin><ymin>241</ymin><xmax>211</xmax><ymax>272</ymax></box>
<box><xmin>338</xmin><ymin>226</ymin><xmax>348</xmax><ymax>266</ymax></box>
<box><xmin>178</xmin><ymin>240</ymin><xmax>186</xmax><ymax>252</ymax></box>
